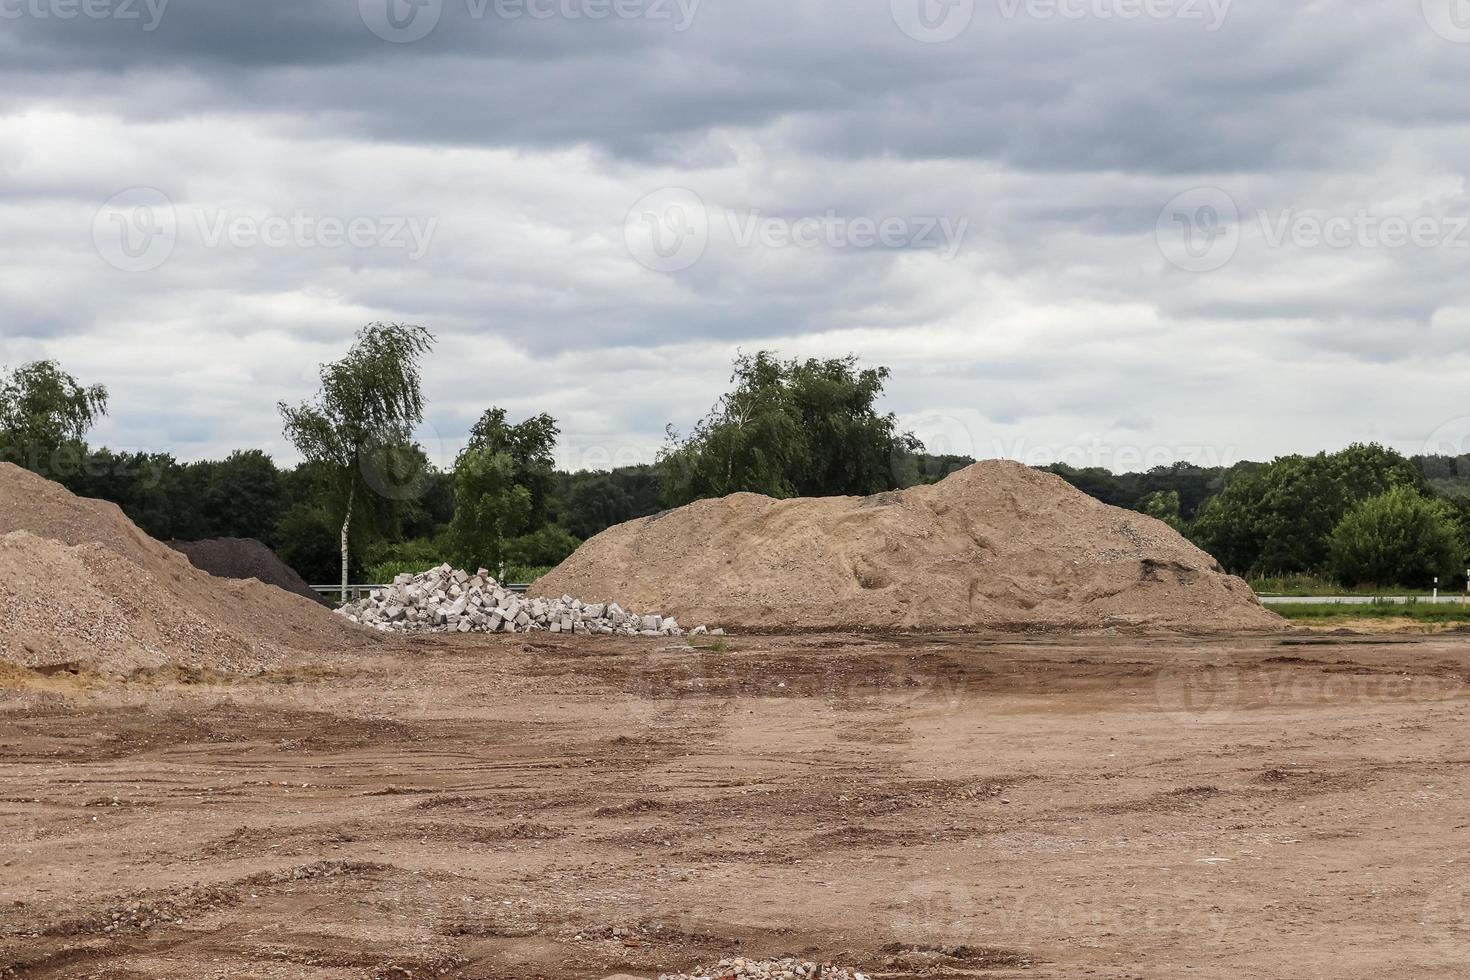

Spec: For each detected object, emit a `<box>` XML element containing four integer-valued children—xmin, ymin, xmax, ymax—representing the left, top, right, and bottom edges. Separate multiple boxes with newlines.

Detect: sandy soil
<box><xmin>534</xmin><ymin>462</ymin><xmax>1280</xmax><ymax>633</ymax></box>
<box><xmin>3</xmin><ymin>630</ymin><xmax>1469</xmax><ymax>980</ymax></box>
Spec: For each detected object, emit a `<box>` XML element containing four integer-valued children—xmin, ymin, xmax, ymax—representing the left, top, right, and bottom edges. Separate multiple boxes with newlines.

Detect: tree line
<box><xmin>3</xmin><ymin>328</ymin><xmax>1468</xmax><ymax>590</ymax></box>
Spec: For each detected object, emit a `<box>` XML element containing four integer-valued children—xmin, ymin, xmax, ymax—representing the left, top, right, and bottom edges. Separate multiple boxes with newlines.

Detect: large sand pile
<box><xmin>533</xmin><ymin>460</ymin><xmax>1282</xmax><ymax>633</ymax></box>
<box><xmin>0</xmin><ymin>463</ymin><xmax>370</xmax><ymax>673</ymax></box>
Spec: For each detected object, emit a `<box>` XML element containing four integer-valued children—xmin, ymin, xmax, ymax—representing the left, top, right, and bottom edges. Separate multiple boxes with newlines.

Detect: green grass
<box><xmin>1249</xmin><ymin>574</ymin><xmax>1439</xmax><ymax>597</ymax></box>
<box><xmin>1271</xmin><ymin>601</ymin><xmax>1470</xmax><ymax>624</ymax></box>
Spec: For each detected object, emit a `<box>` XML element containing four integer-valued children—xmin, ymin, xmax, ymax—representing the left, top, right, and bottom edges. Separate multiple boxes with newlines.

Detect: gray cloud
<box><xmin>2</xmin><ymin>0</ymin><xmax>1469</xmax><ymax>470</ymax></box>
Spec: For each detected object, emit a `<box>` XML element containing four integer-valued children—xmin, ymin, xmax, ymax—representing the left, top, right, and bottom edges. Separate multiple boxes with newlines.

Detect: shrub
<box><xmin>504</xmin><ymin>524</ymin><xmax>580</xmax><ymax>569</ymax></box>
<box><xmin>1328</xmin><ymin>487</ymin><xmax>1463</xmax><ymax>589</ymax></box>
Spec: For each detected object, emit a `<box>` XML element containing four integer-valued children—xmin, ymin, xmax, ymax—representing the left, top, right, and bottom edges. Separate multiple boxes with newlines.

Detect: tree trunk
<box><xmin>340</xmin><ymin>485</ymin><xmax>354</xmax><ymax>603</ymax></box>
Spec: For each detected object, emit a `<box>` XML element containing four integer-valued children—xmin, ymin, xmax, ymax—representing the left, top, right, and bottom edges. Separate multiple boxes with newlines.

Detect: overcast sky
<box><xmin>3</xmin><ymin>0</ymin><xmax>1470</xmax><ymax>473</ymax></box>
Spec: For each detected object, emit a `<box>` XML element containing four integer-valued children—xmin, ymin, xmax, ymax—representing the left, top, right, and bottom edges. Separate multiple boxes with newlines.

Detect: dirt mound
<box><xmin>532</xmin><ymin>460</ymin><xmax>1282</xmax><ymax>633</ymax></box>
<box><xmin>0</xmin><ymin>462</ymin><xmax>177</xmax><ymax>571</ymax></box>
<box><xmin>170</xmin><ymin>538</ymin><xmax>328</xmax><ymax>606</ymax></box>
<box><xmin>0</xmin><ymin>463</ymin><xmax>371</xmax><ymax>673</ymax></box>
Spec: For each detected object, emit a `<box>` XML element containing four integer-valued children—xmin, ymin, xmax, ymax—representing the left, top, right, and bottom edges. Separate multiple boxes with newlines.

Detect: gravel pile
<box><xmin>660</xmin><ymin>959</ymin><xmax>868</xmax><ymax>980</ymax></box>
<box><xmin>169</xmin><ymin>537</ymin><xmax>328</xmax><ymax>606</ymax></box>
<box><xmin>0</xmin><ymin>464</ymin><xmax>371</xmax><ymax>675</ymax></box>
<box><xmin>337</xmin><ymin>564</ymin><xmax>722</xmax><ymax>637</ymax></box>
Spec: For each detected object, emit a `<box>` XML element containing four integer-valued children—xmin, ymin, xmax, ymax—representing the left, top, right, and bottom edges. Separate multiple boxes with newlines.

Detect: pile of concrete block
<box><xmin>660</xmin><ymin>959</ymin><xmax>868</xmax><ymax>980</ymax></box>
<box><xmin>335</xmin><ymin>564</ymin><xmax>722</xmax><ymax>638</ymax></box>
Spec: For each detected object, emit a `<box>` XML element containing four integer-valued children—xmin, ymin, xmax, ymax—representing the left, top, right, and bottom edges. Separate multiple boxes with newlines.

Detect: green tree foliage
<box><xmin>446</xmin><ymin>408</ymin><xmax>568</xmax><ymax>572</ymax></box>
<box><xmin>1191</xmin><ymin>444</ymin><xmax>1424</xmax><ymax>576</ymax></box>
<box><xmin>0</xmin><ymin>360</ymin><xmax>108</xmax><ymax>475</ymax></box>
<box><xmin>1328</xmin><ymin>487</ymin><xmax>1463</xmax><ymax>588</ymax></box>
<box><xmin>1044</xmin><ymin>461</ymin><xmax>1226</xmax><ymax>520</ymax></box>
<box><xmin>1416</xmin><ymin>453</ymin><xmax>1470</xmax><ymax>499</ymax></box>
<box><xmin>447</xmin><ymin>448</ymin><xmax>532</xmax><ymax>571</ymax></box>
<box><xmin>504</xmin><ymin>524</ymin><xmax>581</xmax><ymax>570</ymax></box>
<box><xmin>548</xmin><ymin>465</ymin><xmax>664</xmax><ymax>539</ymax></box>
<box><xmin>278</xmin><ymin>323</ymin><xmax>435</xmax><ymax>593</ymax></box>
<box><xmin>463</xmin><ymin>408</ymin><xmax>560</xmax><ymax>527</ymax></box>
<box><xmin>60</xmin><ymin>449</ymin><xmax>186</xmax><ymax>539</ymax></box>
<box><xmin>1140</xmin><ymin>489</ymin><xmax>1184</xmax><ymax>531</ymax></box>
<box><xmin>189</xmin><ymin>450</ymin><xmax>286</xmax><ymax>540</ymax></box>
<box><xmin>273</xmin><ymin>500</ymin><xmax>358</xmax><ymax>585</ymax></box>
<box><xmin>659</xmin><ymin>351</ymin><xmax>921</xmax><ymax>505</ymax></box>
<box><xmin>898</xmin><ymin>453</ymin><xmax>977</xmax><ymax>487</ymax></box>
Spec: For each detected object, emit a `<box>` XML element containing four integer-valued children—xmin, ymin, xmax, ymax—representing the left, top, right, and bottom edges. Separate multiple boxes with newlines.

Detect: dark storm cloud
<box><xmin>1</xmin><ymin>0</ymin><xmax>1452</xmax><ymax>173</ymax></box>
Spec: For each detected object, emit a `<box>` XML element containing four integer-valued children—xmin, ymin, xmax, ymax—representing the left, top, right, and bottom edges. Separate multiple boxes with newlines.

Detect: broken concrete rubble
<box><xmin>335</xmin><ymin>564</ymin><xmax>724</xmax><ymax>638</ymax></box>
<box><xmin>659</xmin><ymin>959</ymin><xmax>868</xmax><ymax>980</ymax></box>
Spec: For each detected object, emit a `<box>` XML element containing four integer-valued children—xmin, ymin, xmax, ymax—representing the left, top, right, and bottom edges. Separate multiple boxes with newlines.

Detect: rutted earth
<box><xmin>3</xmin><ymin>631</ymin><xmax>1469</xmax><ymax>980</ymax></box>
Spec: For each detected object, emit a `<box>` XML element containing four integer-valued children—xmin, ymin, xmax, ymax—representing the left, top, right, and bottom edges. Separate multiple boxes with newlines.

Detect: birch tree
<box><xmin>278</xmin><ymin>323</ymin><xmax>434</xmax><ymax>598</ymax></box>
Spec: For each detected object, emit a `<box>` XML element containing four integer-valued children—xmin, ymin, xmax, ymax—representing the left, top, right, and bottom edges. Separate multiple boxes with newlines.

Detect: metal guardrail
<box><xmin>312</xmin><ymin>582</ymin><xmax>530</xmax><ymax>602</ymax></box>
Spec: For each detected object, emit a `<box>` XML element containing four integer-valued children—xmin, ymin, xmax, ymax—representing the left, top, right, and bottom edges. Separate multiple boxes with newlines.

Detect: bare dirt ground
<box><xmin>3</xmin><ymin>630</ymin><xmax>1469</xmax><ymax>980</ymax></box>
